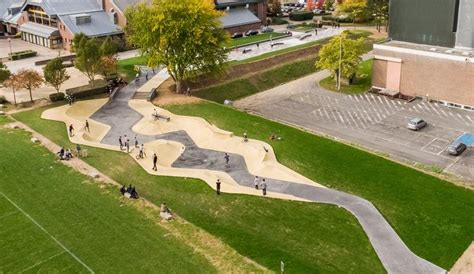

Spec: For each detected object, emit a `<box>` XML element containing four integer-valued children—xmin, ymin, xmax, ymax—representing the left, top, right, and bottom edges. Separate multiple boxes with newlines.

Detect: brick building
<box><xmin>372</xmin><ymin>0</ymin><xmax>474</xmax><ymax>110</ymax></box>
<box><xmin>216</xmin><ymin>0</ymin><xmax>268</xmax><ymax>34</ymax></box>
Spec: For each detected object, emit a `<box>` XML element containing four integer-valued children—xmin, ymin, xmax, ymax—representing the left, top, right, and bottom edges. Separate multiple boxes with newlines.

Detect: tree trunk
<box><xmin>28</xmin><ymin>88</ymin><xmax>33</xmax><ymax>103</ymax></box>
<box><xmin>12</xmin><ymin>88</ymin><xmax>17</xmax><ymax>105</ymax></box>
<box><xmin>176</xmin><ymin>80</ymin><xmax>183</xmax><ymax>94</ymax></box>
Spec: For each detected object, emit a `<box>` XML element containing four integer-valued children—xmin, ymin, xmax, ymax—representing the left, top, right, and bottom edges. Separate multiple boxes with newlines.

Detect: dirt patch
<box><xmin>152</xmin><ymin>78</ymin><xmax>202</xmax><ymax>106</ymax></box>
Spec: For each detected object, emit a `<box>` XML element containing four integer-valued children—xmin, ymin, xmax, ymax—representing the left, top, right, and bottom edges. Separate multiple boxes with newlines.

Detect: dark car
<box><xmin>245</xmin><ymin>29</ymin><xmax>259</xmax><ymax>36</ymax></box>
<box><xmin>447</xmin><ymin>142</ymin><xmax>467</xmax><ymax>156</ymax></box>
<box><xmin>231</xmin><ymin>32</ymin><xmax>243</xmax><ymax>39</ymax></box>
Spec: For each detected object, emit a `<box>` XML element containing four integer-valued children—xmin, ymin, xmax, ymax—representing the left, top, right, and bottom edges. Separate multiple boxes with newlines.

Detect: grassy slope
<box><xmin>118</xmin><ymin>56</ymin><xmax>147</xmax><ymax>82</ymax></box>
<box><xmin>164</xmin><ymin>102</ymin><xmax>474</xmax><ymax>270</ymax></box>
<box><xmin>13</xmin><ymin>106</ymin><xmax>385</xmax><ymax>273</ymax></box>
<box><xmin>0</xmin><ymin>126</ymin><xmax>214</xmax><ymax>273</ymax></box>
<box><xmin>194</xmin><ymin>57</ymin><xmax>317</xmax><ymax>103</ymax></box>
<box><xmin>320</xmin><ymin>59</ymin><xmax>373</xmax><ymax>94</ymax></box>
<box><xmin>230</xmin><ymin>32</ymin><xmax>286</xmax><ymax>47</ymax></box>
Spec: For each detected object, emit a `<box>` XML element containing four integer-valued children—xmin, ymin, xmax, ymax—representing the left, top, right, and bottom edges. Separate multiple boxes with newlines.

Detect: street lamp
<box><xmin>7</xmin><ymin>38</ymin><xmax>12</xmax><ymax>56</ymax></box>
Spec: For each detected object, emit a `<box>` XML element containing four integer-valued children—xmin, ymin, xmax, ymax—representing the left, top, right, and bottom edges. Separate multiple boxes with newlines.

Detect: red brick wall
<box><xmin>225</xmin><ymin>22</ymin><xmax>262</xmax><ymax>34</ymax></box>
<box><xmin>102</xmin><ymin>0</ymin><xmax>127</xmax><ymax>27</ymax></box>
<box><xmin>58</xmin><ymin>21</ymin><xmax>75</xmax><ymax>51</ymax></box>
<box><xmin>374</xmin><ymin>47</ymin><xmax>474</xmax><ymax>107</ymax></box>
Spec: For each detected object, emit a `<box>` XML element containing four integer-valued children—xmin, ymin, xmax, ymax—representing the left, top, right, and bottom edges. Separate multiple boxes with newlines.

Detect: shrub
<box><xmin>0</xmin><ymin>95</ymin><xmax>7</xmax><ymax>104</ymax></box>
<box><xmin>289</xmin><ymin>11</ymin><xmax>314</xmax><ymax>21</ymax></box>
<box><xmin>49</xmin><ymin>92</ymin><xmax>65</xmax><ymax>102</ymax></box>
<box><xmin>65</xmin><ymin>80</ymin><xmax>107</xmax><ymax>99</ymax></box>
<box><xmin>321</xmin><ymin>15</ymin><xmax>353</xmax><ymax>23</ymax></box>
<box><xmin>8</xmin><ymin>50</ymin><xmax>37</xmax><ymax>60</ymax></box>
<box><xmin>270</xmin><ymin>17</ymin><xmax>288</xmax><ymax>25</ymax></box>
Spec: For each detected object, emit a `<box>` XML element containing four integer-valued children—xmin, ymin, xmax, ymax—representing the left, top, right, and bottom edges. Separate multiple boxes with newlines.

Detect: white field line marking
<box><xmin>19</xmin><ymin>251</ymin><xmax>66</xmax><ymax>273</ymax></box>
<box><xmin>0</xmin><ymin>210</ymin><xmax>18</xmax><ymax>220</ymax></box>
<box><xmin>0</xmin><ymin>193</ymin><xmax>94</xmax><ymax>273</ymax></box>
<box><xmin>435</xmin><ymin>104</ymin><xmax>449</xmax><ymax>117</ymax></box>
<box><xmin>427</xmin><ymin>103</ymin><xmax>441</xmax><ymax>116</ymax></box>
<box><xmin>466</xmin><ymin>116</ymin><xmax>473</xmax><ymax>124</ymax></box>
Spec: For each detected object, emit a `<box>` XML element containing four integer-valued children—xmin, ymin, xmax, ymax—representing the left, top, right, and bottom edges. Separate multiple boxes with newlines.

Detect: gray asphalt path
<box><xmin>89</xmin><ymin>78</ymin><xmax>445</xmax><ymax>274</ymax></box>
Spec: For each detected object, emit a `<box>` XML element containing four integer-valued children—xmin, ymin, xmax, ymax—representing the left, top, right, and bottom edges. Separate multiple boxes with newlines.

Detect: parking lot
<box><xmin>236</xmin><ymin>73</ymin><xmax>474</xmax><ymax>184</ymax></box>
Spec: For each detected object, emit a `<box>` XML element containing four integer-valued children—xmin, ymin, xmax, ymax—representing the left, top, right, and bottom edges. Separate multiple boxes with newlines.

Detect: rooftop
<box><xmin>379</xmin><ymin>40</ymin><xmax>473</xmax><ymax>59</ymax></box>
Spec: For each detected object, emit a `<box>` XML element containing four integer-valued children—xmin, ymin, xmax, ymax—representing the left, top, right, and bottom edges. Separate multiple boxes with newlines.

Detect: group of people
<box><xmin>68</xmin><ymin>120</ymin><xmax>90</xmax><ymax>138</ymax></box>
<box><xmin>119</xmin><ymin>134</ymin><xmax>140</xmax><ymax>154</ymax></box>
<box><xmin>65</xmin><ymin>94</ymin><xmax>75</xmax><ymax>106</ymax></box>
<box><xmin>120</xmin><ymin>184</ymin><xmax>139</xmax><ymax>199</ymax></box>
<box><xmin>57</xmin><ymin>147</ymin><xmax>73</xmax><ymax>161</ymax></box>
<box><xmin>216</xmin><ymin>176</ymin><xmax>268</xmax><ymax>196</ymax></box>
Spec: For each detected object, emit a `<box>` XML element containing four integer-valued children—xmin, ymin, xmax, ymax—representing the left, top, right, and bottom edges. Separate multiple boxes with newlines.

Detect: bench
<box><xmin>152</xmin><ymin>113</ymin><xmax>171</xmax><ymax>122</ymax></box>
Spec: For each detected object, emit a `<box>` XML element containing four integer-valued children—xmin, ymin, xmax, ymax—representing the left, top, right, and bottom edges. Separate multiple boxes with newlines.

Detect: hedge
<box><xmin>9</xmin><ymin>50</ymin><xmax>37</xmax><ymax>60</ymax></box>
<box><xmin>289</xmin><ymin>11</ymin><xmax>314</xmax><ymax>21</ymax></box>
<box><xmin>65</xmin><ymin>80</ymin><xmax>107</xmax><ymax>99</ymax></box>
<box><xmin>0</xmin><ymin>95</ymin><xmax>6</xmax><ymax>104</ymax></box>
<box><xmin>321</xmin><ymin>15</ymin><xmax>353</xmax><ymax>23</ymax></box>
<box><xmin>270</xmin><ymin>17</ymin><xmax>289</xmax><ymax>25</ymax></box>
<box><xmin>49</xmin><ymin>92</ymin><xmax>65</xmax><ymax>102</ymax></box>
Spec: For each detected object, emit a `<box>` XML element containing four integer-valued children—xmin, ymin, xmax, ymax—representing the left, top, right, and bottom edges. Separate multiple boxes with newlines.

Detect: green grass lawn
<box><xmin>13</xmin><ymin>105</ymin><xmax>385</xmax><ymax>273</ymax></box>
<box><xmin>0</xmin><ymin>126</ymin><xmax>214</xmax><ymax>273</ymax></box>
<box><xmin>320</xmin><ymin>59</ymin><xmax>373</xmax><ymax>94</ymax></box>
<box><xmin>194</xmin><ymin>57</ymin><xmax>317</xmax><ymax>103</ymax></box>
<box><xmin>118</xmin><ymin>56</ymin><xmax>147</xmax><ymax>82</ymax></box>
<box><xmin>230</xmin><ymin>32</ymin><xmax>286</xmax><ymax>47</ymax></box>
<box><xmin>163</xmin><ymin>102</ymin><xmax>474</xmax><ymax>270</ymax></box>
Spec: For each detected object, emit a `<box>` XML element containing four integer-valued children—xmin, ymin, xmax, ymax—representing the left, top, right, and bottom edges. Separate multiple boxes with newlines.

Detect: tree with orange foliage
<box><xmin>16</xmin><ymin>69</ymin><xmax>43</xmax><ymax>103</ymax></box>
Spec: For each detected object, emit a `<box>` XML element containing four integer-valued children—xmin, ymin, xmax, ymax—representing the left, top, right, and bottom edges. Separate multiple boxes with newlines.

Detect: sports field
<box><xmin>0</xmin><ymin>125</ymin><xmax>214</xmax><ymax>272</ymax></box>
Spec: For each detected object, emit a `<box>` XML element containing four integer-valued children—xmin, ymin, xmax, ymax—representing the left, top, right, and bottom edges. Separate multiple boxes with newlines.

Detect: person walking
<box><xmin>260</xmin><ymin>178</ymin><xmax>267</xmax><ymax>196</ymax></box>
<box><xmin>69</xmin><ymin>124</ymin><xmax>74</xmax><ymax>137</ymax></box>
<box><xmin>134</xmin><ymin>135</ymin><xmax>139</xmax><ymax>148</ymax></box>
<box><xmin>152</xmin><ymin>153</ymin><xmax>158</xmax><ymax>171</ymax></box>
<box><xmin>224</xmin><ymin>153</ymin><xmax>230</xmax><ymax>168</ymax></box>
<box><xmin>216</xmin><ymin>179</ymin><xmax>221</xmax><ymax>195</ymax></box>
<box><xmin>315</xmin><ymin>28</ymin><xmax>318</xmax><ymax>35</ymax></box>
<box><xmin>85</xmin><ymin>120</ymin><xmax>90</xmax><ymax>132</ymax></box>
<box><xmin>139</xmin><ymin>144</ymin><xmax>145</xmax><ymax>159</ymax></box>
<box><xmin>126</xmin><ymin>138</ymin><xmax>130</xmax><ymax>153</ymax></box>
<box><xmin>254</xmin><ymin>176</ymin><xmax>260</xmax><ymax>190</ymax></box>
<box><xmin>119</xmin><ymin>136</ymin><xmax>123</xmax><ymax>150</ymax></box>
<box><xmin>76</xmin><ymin>144</ymin><xmax>82</xmax><ymax>158</ymax></box>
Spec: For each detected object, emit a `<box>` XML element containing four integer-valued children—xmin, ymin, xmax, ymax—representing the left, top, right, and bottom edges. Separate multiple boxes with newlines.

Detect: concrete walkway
<box><xmin>44</xmin><ymin>72</ymin><xmax>444</xmax><ymax>274</ymax></box>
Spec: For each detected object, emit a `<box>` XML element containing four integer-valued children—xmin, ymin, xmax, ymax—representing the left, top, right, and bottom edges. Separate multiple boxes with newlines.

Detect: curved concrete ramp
<box><xmin>42</xmin><ymin>71</ymin><xmax>445</xmax><ymax>274</ymax></box>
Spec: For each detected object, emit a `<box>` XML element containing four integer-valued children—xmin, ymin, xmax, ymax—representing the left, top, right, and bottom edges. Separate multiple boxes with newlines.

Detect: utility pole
<box><xmin>337</xmin><ymin>35</ymin><xmax>342</xmax><ymax>91</ymax></box>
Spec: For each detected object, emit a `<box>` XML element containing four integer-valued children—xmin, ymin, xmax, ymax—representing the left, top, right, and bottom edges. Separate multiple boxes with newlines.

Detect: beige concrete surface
<box><xmin>451</xmin><ymin>242</ymin><xmax>474</xmax><ymax>274</ymax></box>
<box><xmin>41</xmin><ymin>97</ymin><xmax>325</xmax><ymax>202</ymax></box>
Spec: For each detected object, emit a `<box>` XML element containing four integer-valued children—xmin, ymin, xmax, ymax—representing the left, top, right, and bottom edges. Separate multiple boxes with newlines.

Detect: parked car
<box><xmin>282</xmin><ymin>30</ymin><xmax>292</xmax><ymax>36</ymax></box>
<box><xmin>313</xmin><ymin>9</ymin><xmax>325</xmax><ymax>14</ymax></box>
<box><xmin>261</xmin><ymin>27</ymin><xmax>274</xmax><ymax>33</ymax></box>
<box><xmin>447</xmin><ymin>142</ymin><xmax>467</xmax><ymax>156</ymax></box>
<box><xmin>231</xmin><ymin>32</ymin><xmax>243</xmax><ymax>39</ymax></box>
<box><xmin>407</xmin><ymin>118</ymin><xmax>427</xmax><ymax>131</ymax></box>
<box><xmin>245</xmin><ymin>29</ymin><xmax>259</xmax><ymax>36</ymax></box>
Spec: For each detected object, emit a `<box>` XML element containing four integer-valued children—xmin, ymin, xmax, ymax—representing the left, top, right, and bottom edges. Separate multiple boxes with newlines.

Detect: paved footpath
<box><xmin>87</xmin><ymin>74</ymin><xmax>445</xmax><ymax>274</ymax></box>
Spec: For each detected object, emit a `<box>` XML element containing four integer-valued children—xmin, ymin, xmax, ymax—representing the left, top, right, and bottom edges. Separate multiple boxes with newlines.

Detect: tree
<box><xmin>337</xmin><ymin>0</ymin><xmax>368</xmax><ymax>26</ymax></box>
<box><xmin>368</xmin><ymin>0</ymin><xmax>389</xmax><ymax>32</ymax></box>
<box><xmin>98</xmin><ymin>37</ymin><xmax>118</xmax><ymax>77</ymax></box>
<box><xmin>0</xmin><ymin>62</ymin><xmax>11</xmax><ymax>84</ymax></box>
<box><xmin>3</xmin><ymin>74</ymin><xmax>20</xmax><ymax>105</ymax></box>
<box><xmin>125</xmin><ymin>0</ymin><xmax>229</xmax><ymax>93</ymax></box>
<box><xmin>316</xmin><ymin>32</ymin><xmax>365</xmax><ymax>88</ymax></box>
<box><xmin>43</xmin><ymin>57</ymin><xmax>70</xmax><ymax>93</ymax></box>
<box><xmin>16</xmin><ymin>69</ymin><xmax>43</xmax><ymax>103</ymax></box>
<box><xmin>74</xmin><ymin>34</ymin><xmax>102</xmax><ymax>85</ymax></box>
<box><xmin>325</xmin><ymin>0</ymin><xmax>335</xmax><ymax>11</ymax></box>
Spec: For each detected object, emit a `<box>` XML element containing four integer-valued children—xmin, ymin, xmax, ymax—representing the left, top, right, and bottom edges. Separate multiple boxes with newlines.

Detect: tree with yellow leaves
<box><xmin>125</xmin><ymin>0</ymin><xmax>230</xmax><ymax>93</ymax></box>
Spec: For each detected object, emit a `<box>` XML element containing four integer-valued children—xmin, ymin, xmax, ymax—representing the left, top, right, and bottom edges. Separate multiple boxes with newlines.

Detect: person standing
<box><xmin>69</xmin><ymin>124</ymin><xmax>74</xmax><ymax>137</ymax></box>
<box><xmin>152</xmin><ymin>153</ymin><xmax>158</xmax><ymax>171</ymax></box>
<box><xmin>126</xmin><ymin>138</ymin><xmax>130</xmax><ymax>153</ymax></box>
<box><xmin>216</xmin><ymin>179</ymin><xmax>221</xmax><ymax>195</ymax></box>
<box><xmin>85</xmin><ymin>120</ymin><xmax>90</xmax><ymax>132</ymax></box>
<box><xmin>76</xmin><ymin>144</ymin><xmax>82</xmax><ymax>158</ymax></box>
<box><xmin>139</xmin><ymin>144</ymin><xmax>145</xmax><ymax>159</ymax></box>
<box><xmin>254</xmin><ymin>176</ymin><xmax>260</xmax><ymax>190</ymax></box>
<box><xmin>224</xmin><ymin>153</ymin><xmax>230</xmax><ymax>168</ymax></box>
<box><xmin>261</xmin><ymin>178</ymin><xmax>267</xmax><ymax>196</ymax></box>
<box><xmin>134</xmin><ymin>135</ymin><xmax>139</xmax><ymax>148</ymax></box>
<box><xmin>119</xmin><ymin>136</ymin><xmax>123</xmax><ymax>150</ymax></box>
